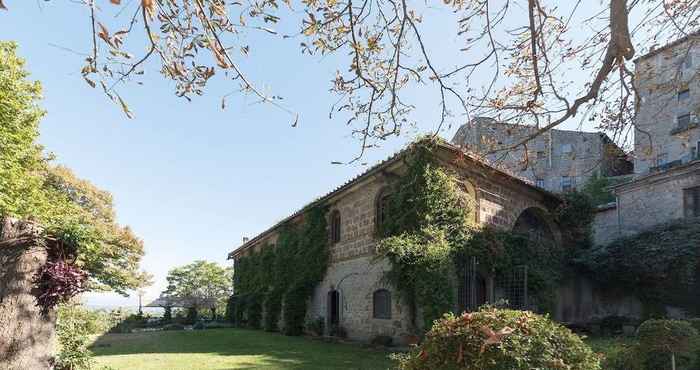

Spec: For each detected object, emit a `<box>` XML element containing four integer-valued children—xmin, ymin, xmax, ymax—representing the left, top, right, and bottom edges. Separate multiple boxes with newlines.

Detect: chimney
<box><xmin>242</xmin><ymin>236</ymin><xmax>250</xmax><ymax>244</ymax></box>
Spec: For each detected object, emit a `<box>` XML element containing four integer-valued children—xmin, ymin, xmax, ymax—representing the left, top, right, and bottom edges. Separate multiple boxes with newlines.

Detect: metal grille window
<box><xmin>561</xmin><ymin>176</ymin><xmax>574</xmax><ymax>192</ymax></box>
<box><xmin>372</xmin><ymin>289</ymin><xmax>391</xmax><ymax>319</ymax></box>
<box><xmin>376</xmin><ymin>190</ymin><xmax>391</xmax><ymax>233</ymax></box>
<box><xmin>535</xmin><ymin>178</ymin><xmax>545</xmax><ymax>188</ymax></box>
<box><xmin>678</xmin><ymin>113</ymin><xmax>692</xmax><ymax>129</ymax></box>
<box><xmin>330</xmin><ymin>210</ymin><xmax>341</xmax><ymax>244</ymax></box>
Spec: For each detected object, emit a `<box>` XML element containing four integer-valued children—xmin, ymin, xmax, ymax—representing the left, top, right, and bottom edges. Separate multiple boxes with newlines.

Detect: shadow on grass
<box><xmin>89</xmin><ymin>328</ymin><xmax>394</xmax><ymax>370</ymax></box>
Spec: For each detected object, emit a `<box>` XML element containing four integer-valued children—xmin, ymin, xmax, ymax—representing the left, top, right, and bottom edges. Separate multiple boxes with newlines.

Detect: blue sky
<box><xmin>0</xmin><ymin>1</ymin><xmax>629</xmax><ymax>309</ymax></box>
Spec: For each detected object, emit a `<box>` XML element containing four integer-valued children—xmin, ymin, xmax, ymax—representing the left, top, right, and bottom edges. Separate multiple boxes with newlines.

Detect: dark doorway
<box><xmin>327</xmin><ymin>290</ymin><xmax>340</xmax><ymax>329</ymax></box>
<box><xmin>459</xmin><ymin>256</ymin><xmax>489</xmax><ymax>312</ymax></box>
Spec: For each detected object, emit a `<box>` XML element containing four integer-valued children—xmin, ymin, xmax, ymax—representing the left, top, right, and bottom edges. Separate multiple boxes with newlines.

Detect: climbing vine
<box><xmin>577</xmin><ymin>217</ymin><xmax>700</xmax><ymax>316</ymax></box>
<box><xmin>376</xmin><ymin>139</ymin><xmax>571</xmax><ymax>331</ymax></box>
<box><xmin>231</xmin><ymin>205</ymin><xmax>329</xmax><ymax>335</ymax></box>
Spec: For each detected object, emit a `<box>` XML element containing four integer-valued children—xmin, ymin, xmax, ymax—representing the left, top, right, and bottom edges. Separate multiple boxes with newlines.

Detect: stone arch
<box><xmin>511</xmin><ymin>206</ymin><xmax>561</xmax><ymax>246</ymax></box>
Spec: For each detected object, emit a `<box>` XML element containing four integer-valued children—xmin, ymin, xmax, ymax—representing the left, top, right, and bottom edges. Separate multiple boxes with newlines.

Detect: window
<box><xmin>535</xmin><ymin>178</ymin><xmax>545</xmax><ymax>188</ymax></box>
<box><xmin>684</xmin><ymin>53</ymin><xmax>693</xmax><ymax>69</ymax></box>
<box><xmin>678</xmin><ymin>113</ymin><xmax>692</xmax><ymax>129</ymax></box>
<box><xmin>561</xmin><ymin>176</ymin><xmax>574</xmax><ymax>192</ymax></box>
<box><xmin>376</xmin><ymin>189</ymin><xmax>391</xmax><ymax>232</ymax></box>
<box><xmin>536</xmin><ymin>151</ymin><xmax>546</xmax><ymax>159</ymax></box>
<box><xmin>372</xmin><ymin>289</ymin><xmax>391</xmax><ymax>319</ymax></box>
<box><xmin>561</xmin><ymin>144</ymin><xmax>573</xmax><ymax>154</ymax></box>
<box><xmin>679</xmin><ymin>89</ymin><xmax>690</xmax><ymax>103</ymax></box>
<box><xmin>330</xmin><ymin>210</ymin><xmax>341</xmax><ymax>244</ymax></box>
<box><xmin>684</xmin><ymin>186</ymin><xmax>700</xmax><ymax>218</ymax></box>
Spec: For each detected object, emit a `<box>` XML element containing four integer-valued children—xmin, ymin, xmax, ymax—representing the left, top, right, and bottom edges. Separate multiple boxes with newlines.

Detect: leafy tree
<box><xmin>0</xmin><ymin>41</ymin><xmax>147</xmax><ymax>296</ymax></box>
<box><xmin>164</xmin><ymin>260</ymin><xmax>233</xmax><ymax>319</ymax></box>
<box><xmin>1</xmin><ymin>1</ymin><xmax>687</xmax><ymax>160</ymax></box>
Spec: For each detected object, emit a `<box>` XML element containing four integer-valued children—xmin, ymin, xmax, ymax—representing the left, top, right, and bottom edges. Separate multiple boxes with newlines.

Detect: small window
<box><xmin>376</xmin><ymin>189</ymin><xmax>391</xmax><ymax>233</ymax></box>
<box><xmin>536</xmin><ymin>151</ymin><xmax>546</xmax><ymax>159</ymax></box>
<box><xmin>678</xmin><ymin>89</ymin><xmax>690</xmax><ymax>103</ymax></box>
<box><xmin>561</xmin><ymin>176</ymin><xmax>574</xmax><ymax>192</ymax></box>
<box><xmin>330</xmin><ymin>210</ymin><xmax>341</xmax><ymax>244</ymax></box>
<box><xmin>535</xmin><ymin>178</ymin><xmax>545</xmax><ymax>188</ymax></box>
<box><xmin>678</xmin><ymin>113</ymin><xmax>692</xmax><ymax>129</ymax></box>
<box><xmin>684</xmin><ymin>53</ymin><xmax>693</xmax><ymax>69</ymax></box>
<box><xmin>684</xmin><ymin>186</ymin><xmax>700</xmax><ymax>218</ymax></box>
<box><xmin>561</xmin><ymin>144</ymin><xmax>573</xmax><ymax>154</ymax></box>
<box><xmin>372</xmin><ymin>289</ymin><xmax>391</xmax><ymax>319</ymax></box>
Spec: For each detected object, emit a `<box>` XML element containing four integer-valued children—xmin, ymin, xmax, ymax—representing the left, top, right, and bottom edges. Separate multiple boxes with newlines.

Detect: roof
<box><xmin>228</xmin><ymin>139</ymin><xmax>560</xmax><ymax>260</ymax></box>
<box><xmin>634</xmin><ymin>31</ymin><xmax>700</xmax><ymax>63</ymax></box>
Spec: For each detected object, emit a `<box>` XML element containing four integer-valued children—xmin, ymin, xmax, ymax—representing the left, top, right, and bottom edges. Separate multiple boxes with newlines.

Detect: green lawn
<box><xmin>90</xmin><ymin>328</ymin><xmax>395</xmax><ymax>370</ymax></box>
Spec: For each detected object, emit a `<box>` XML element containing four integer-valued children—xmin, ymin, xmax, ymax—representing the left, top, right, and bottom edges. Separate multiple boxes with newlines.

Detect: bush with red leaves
<box><xmin>35</xmin><ymin>260</ymin><xmax>88</xmax><ymax>312</ymax></box>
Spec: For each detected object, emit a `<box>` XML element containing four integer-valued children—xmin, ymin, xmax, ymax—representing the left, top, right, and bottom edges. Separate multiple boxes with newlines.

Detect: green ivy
<box><xmin>577</xmin><ymin>217</ymin><xmax>700</xmax><ymax>316</ymax></box>
<box><xmin>376</xmin><ymin>139</ymin><xmax>576</xmax><ymax>331</ymax></box>
<box><xmin>231</xmin><ymin>206</ymin><xmax>329</xmax><ymax>335</ymax></box>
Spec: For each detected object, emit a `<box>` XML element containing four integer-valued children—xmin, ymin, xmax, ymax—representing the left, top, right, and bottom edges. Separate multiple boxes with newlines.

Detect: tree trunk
<box><xmin>0</xmin><ymin>217</ymin><xmax>55</xmax><ymax>370</ymax></box>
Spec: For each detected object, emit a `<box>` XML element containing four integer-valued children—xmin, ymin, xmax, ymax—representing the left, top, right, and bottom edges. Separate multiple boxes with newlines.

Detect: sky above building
<box><xmin>0</xmin><ymin>1</ymin><xmax>651</xmax><ymax>309</ymax></box>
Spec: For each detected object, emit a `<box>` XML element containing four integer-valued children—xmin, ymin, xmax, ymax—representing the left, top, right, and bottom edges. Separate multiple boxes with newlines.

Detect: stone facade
<box><xmin>592</xmin><ymin>162</ymin><xmax>700</xmax><ymax>244</ymax></box>
<box><xmin>634</xmin><ymin>33</ymin><xmax>700</xmax><ymax>174</ymax></box>
<box><xmin>452</xmin><ymin>117</ymin><xmax>632</xmax><ymax>193</ymax></box>
<box><xmin>229</xmin><ymin>141</ymin><xmax>562</xmax><ymax>343</ymax></box>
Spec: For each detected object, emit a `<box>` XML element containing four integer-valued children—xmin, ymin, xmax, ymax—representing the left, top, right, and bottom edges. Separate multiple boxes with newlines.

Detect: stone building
<box><xmin>228</xmin><ymin>140</ymin><xmax>564</xmax><ymax>343</ymax></box>
<box><xmin>451</xmin><ymin>117</ymin><xmax>632</xmax><ymax>193</ymax></box>
<box><xmin>592</xmin><ymin>33</ymin><xmax>700</xmax><ymax>245</ymax></box>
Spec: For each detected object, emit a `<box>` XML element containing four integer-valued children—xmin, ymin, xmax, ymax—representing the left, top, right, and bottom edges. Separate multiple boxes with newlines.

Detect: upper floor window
<box><xmin>376</xmin><ymin>189</ymin><xmax>391</xmax><ymax>233</ymax></box>
<box><xmin>655</xmin><ymin>152</ymin><xmax>669</xmax><ymax>167</ymax></box>
<box><xmin>684</xmin><ymin>53</ymin><xmax>693</xmax><ymax>69</ymax></box>
<box><xmin>561</xmin><ymin>176</ymin><xmax>574</xmax><ymax>192</ymax></box>
<box><xmin>330</xmin><ymin>210</ymin><xmax>341</xmax><ymax>244</ymax></box>
<box><xmin>536</xmin><ymin>151</ymin><xmax>546</xmax><ymax>159</ymax></box>
<box><xmin>677</xmin><ymin>113</ymin><xmax>692</xmax><ymax>129</ymax></box>
<box><xmin>678</xmin><ymin>89</ymin><xmax>690</xmax><ymax>103</ymax></box>
<box><xmin>372</xmin><ymin>289</ymin><xmax>392</xmax><ymax>319</ymax></box>
<box><xmin>535</xmin><ymin>178</ymin><xmax>545</xmax><ymax>188</ymax></box>
<box><xmin>684</xmin><ymin>186</ymin><xmax>700</xmax><ymax>218</ymax></box>
<box><xmin>561</xmin><ymin>144</ymin><xmax>573</xmax><ymax>155</ymax></box>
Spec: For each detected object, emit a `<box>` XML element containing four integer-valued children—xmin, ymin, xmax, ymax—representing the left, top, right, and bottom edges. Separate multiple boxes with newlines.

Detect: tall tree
<box><xmin>164</xmin><ymin>260</ymin><xmax>233</xmax><ymax>319</ymax></box>
<box><xmin>1</xmin><ymin>1</ymin><xmax>691</xmax><ymax>159</ymax></box>
<box><xmin>0</xmin><ymin>41</ymin><xmax>147</xmax><ymax>295</ymax></box>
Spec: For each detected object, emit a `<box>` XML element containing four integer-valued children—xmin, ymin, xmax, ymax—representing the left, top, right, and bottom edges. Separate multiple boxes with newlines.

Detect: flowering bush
<box><xmin>35</xmin><ymin>260</ymin><xmax>88</xmax><ymax>312</ymax></box>
<box><xmin>395</xmin><ymin>307</ymin><xmax>601</xmax><ymax>370</ymax></box>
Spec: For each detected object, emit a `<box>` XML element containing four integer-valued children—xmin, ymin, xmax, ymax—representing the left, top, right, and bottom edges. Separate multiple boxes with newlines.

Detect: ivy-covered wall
<box><xmin>230</xmin><ymin>206</ymin><xmax>329</xmax><ymax>335</ymax></box>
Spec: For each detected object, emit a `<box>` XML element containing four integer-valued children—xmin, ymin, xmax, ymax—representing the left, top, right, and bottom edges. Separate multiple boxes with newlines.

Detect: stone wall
<box><xmin>598</xmin><ymin>162</ymin><xmax>700</xmax><ymax>241</ymax></box>
<box><xmin>554</xmin><ymin>276</ymin><xmax>643</xmax><ymax>324</ymax></box>
<box><xmin>452</xmin><ymin>118</ymin><xmax>631</xmax><ymax>193</ymax></box>
<box><xmin>634</xmin><ymin>37</ymin><xmax>700</xmax><ymax>174</ymax></box>
<box><xmin>0</xmin><ymin>218</ymin><xmax>55</xmax><ymax>370</ymax></box>
<box><xmin>592</xmin><ymin>205</ymin><xmax>619</xmax><ymax>246</ymax></box>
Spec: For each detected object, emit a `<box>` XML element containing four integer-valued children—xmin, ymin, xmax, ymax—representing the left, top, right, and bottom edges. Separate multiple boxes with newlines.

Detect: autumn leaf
<box><xmin>110</xmin><ymin>0</ymin><xmax>121</xmax><ymax>4</ymax></box>
<box><xmin>97</xmin><ymin>22</ymin><xmax>115</xmax><ymax>48</ymax></box>
<box><xmin>479</xmin><ymin>325</ymin><xmax>515</xmax><ymax>353</ymax></box>
<box><xmin>116</xmin><ymin>94</ymin><xmax>134</xmax><ymax>119</ymax></box>
<box><xmin>142</xmin><ymin>0</ymin><xmax>156</xmax><ymax>19</ymax></box>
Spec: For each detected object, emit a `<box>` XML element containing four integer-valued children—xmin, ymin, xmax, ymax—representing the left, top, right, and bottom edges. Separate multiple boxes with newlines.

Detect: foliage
<box><xmin>231</xmin><ymin>205</ymin><xmax>329</xmax><ymax>335</ymax></box>
<box><xmin>55</xmin><ymin>303</ymin><xmax>98</xmax><ymax>370</ymax></box>
<box><xmin>0</xmin><ymin>41</ymin><xmax>147</xmax><ymax>300</ymax></box>
<box><xmin>164</xmin><ymin>260</ymin><xmax>233</xmax><ymax>316</ymax></box>
<box><xmin>577</xmin><ymin>218</ymin><xmax>700</xmax><ymax>315</ymax></box>
<box><xmin>638</xmin><ymin>319</ymin><xmax>698</xmax><ymax>357</ymax></box>
<box><xmin>554</xmin><ymin>190</ymin><xmax>596</xmax><ymax>249</ymax></box>
<box><xmin>305</xmin><ymin>316</ymin><xmax>325</xmax><ymax>336</ymax></box>
<box><xmin>162</xmin><ymin>323</ymin><xmax>186</xmax><ymax>331</ymax></box>
<box><xmin>580</xmin><ymin>173</ymin><xmax>628</xmax><ymax>207</ymax></box>
<box><xmin>377</xmin><ymin>140</ymin><xmax>568</xmax><ymax>330</ymax></box>
<box><xmin>36</xmin><ymin>260</ymin><xmax>89</xmax><ymax>312</ymax></box>
<box><xmin>395</xmin><ymin>307</ymin><xmax>601</xmax><ymax>370</ymax></box>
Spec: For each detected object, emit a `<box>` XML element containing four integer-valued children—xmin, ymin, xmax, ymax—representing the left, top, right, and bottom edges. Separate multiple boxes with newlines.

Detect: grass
<box><xmin>90</xmin><ymin>328</ymin><xmax>395</xmax><ymax>370</ymax></box>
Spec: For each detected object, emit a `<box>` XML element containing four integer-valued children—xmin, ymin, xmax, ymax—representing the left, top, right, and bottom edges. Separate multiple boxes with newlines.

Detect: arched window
<box><xmin>375</xmin><ymin>189</ymin><xmax>391</xmax><ymax>233</ymax></box>
<box><xmin>330</xmin><ymin>210</ymin><xmax>341</xmax><ymax>244</ymax></box>
<box><xmin>372</xmin><ymin>289</ymin><xmax>391</xmax><ymax>319</ymax></box>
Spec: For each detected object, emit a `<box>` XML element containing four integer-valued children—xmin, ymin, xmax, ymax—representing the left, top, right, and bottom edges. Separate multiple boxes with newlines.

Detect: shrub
<box><xmin>305</xmin><ymin>316</ymin><xmax>325</xmax><ymax>336</ymax></box>
<box><xmin>395</xmin><ymin>307</ymin><xmax>601</xmax><ymax>370</ymax></box>
<box><xmin>55</xmin><ymin>304</ymin><xmax>96</xmax><ymax>370</ymax></box>
<box><xmin>637</xmin><ymin>319</ymin><xmax>698</xmax><ymax>369</ymax></box>
<box><xmin>599</xmin><ymin>315</ymin><xmax>632</xmax><ymax>335</ymax></box>
<box><xmin>204</xmin><ymin>321</ymin><xmax>232</xmax><ymax>329</ymax></box>
<box><xmin>193</xmin><ymin>321</ymin><xmax>206</xmax><ymax>330</ymax></box>
<box><xmin>162</xmin><ymin>323</ymin><xmax>186</xmax><ymax>331</ymax></box>
<box><xmin>600</xmin><ymin>344</ymin><xmax>643</xmax><ymax>370</ymax></box>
